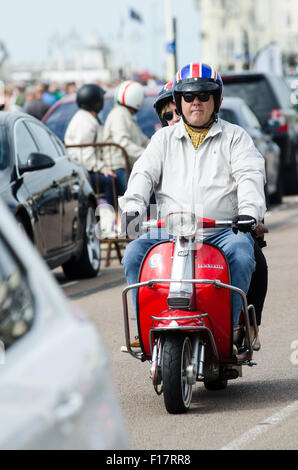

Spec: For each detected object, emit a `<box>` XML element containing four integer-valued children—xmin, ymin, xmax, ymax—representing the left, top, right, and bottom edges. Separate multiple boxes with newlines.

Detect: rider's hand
<box><xmin>232</xmin><ymin>215</ymin><xmax>256</xmax><ymax>234</ymax></box>
<box><xmin>121</xmin><ymin>211</ymin><xmax>140</xmax><ymax>239</ymax></box>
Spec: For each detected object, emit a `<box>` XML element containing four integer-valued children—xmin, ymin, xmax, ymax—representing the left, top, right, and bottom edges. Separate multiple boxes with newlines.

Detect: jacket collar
<box><xmin>174</xmin><ymin>117</ymin><xmax>223</xmax><ymax>141</ymax></box>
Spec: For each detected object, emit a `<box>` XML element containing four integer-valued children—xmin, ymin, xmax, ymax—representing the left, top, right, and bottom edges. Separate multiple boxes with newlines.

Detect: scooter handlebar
<box><xmin>142</xmin><ymin>217</ymin><xmax>256</xmax><ymax>231</ymax></box>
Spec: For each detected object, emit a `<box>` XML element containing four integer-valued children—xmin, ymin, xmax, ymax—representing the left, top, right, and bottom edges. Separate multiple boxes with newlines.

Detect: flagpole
<box><xmin>164</xmin><ymin>0</ymin><xmax>177</xmax><ymax>81</ymax></box>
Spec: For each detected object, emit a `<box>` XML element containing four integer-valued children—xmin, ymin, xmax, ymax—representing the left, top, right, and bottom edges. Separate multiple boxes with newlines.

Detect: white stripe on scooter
<box><xmin>221</xmin><ymin>399</ymin><xmax>298</xmax><ymax>450</ymax></box>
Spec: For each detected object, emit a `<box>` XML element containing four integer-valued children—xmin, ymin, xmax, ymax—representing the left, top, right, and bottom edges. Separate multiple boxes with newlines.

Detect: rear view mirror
<box><xmin>19</xmin><ymin>152</ymin><xmax>55</xmax><ymax>174</ymax></box>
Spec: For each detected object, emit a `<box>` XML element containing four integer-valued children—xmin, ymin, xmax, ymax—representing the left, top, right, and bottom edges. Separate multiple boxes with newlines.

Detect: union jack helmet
<box><xmin>153</xmin><ymin>81</ymin><xmax>174</xmax><ymax>126</ymax></box>
<box><xmin>173</xmin><ymin>62</ymin><xmax>223</xmax><ymax>114</ymax></box>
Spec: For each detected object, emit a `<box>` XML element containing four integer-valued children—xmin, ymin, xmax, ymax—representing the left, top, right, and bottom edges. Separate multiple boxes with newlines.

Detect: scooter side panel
<box><xmin>137</xmin><ymin>241</ymin><xmax>233</xmax><ymax>360</ymax></box>
<box><xmin>194</xmin><ymin>242</ymin><xmax>232</xmax><ymax>359</ymax></box>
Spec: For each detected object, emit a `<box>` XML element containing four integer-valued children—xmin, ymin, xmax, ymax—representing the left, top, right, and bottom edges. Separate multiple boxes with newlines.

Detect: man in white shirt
<box><xmin>120</xmin><ymin>62</ymin><xmax>266</xmax><ymax>348</ymax></box>
<box><xmin>65</xmin><ymin>84</ymin><xmax>115</xmax><ymax>199</ymax></box>
<box><xmin>102</xmin><ymin>80</ymin><xmax>149</xmax><ymax>205</ymax></box>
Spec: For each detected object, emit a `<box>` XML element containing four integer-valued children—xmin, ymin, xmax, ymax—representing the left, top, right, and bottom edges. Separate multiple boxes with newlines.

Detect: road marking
<box><xmin>68</xmin><ymin>277</ymin><xmax>126</xmax><ymax>300</ymax></box>
<box><xmin>221</xmin><ymin>399</ymin><xmax>298</xmax><ymax>450</ymax></box>
<box><xmin>61</xmin><ymin>281</ymin><xmax>79</xmax><ymax>288</ymax></box>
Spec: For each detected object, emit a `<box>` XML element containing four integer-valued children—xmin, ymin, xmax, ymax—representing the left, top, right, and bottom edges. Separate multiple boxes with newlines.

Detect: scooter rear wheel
<box><xmin>204</xmin><ymin>378</ymin><xmax>227</xmax><ymax>391</ymax></box>
<box><xmin>162</xmin><ymin>334</ymin><xmax>192</xmax><ymax>414</ymax></box>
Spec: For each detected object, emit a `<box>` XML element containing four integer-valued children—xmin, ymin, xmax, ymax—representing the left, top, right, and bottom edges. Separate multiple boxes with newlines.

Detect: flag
<box><xmin>129</xmin><ymin>8</ymin><xmax>143</xmax><ymax>23</ymax></box>
<box><xmin>253</xmin><ymin>42</ymin><xmax>283</xmax><ymax>76</ymax></box>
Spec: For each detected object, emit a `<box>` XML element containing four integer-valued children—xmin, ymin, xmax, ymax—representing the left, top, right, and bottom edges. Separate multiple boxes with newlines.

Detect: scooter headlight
<box><xmin>165</xmin><ymin>212</ymin><xmax>197</xmax><ymax>237</ymax></box>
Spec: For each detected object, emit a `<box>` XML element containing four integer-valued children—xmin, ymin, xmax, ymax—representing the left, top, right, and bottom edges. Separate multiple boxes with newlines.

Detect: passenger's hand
<box><xmin>103</xmin><ymin>169</ymin><xmax>117</xmax><ymax>178</ymax></box>
<box><xmin>232</xmin><ymin>215</ymin><xmax>256</xmax><ymax>234</ymax></box>
<box><xmin>121</xmin><ymin>211</ymin><xmax>140</xmax><ymax>239</ymax></box>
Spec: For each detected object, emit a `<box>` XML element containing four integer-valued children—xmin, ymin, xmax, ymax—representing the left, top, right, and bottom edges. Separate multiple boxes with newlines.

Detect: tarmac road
<box><xmin>56</xmin><ymin>196</ymin><xmax>298</xmax><ymax>450</ymax></box>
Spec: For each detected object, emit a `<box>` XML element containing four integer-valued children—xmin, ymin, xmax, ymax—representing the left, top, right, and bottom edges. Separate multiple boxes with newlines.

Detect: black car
<box><xmin>222</xmin><ymin>72</ymin><xmax>298</xmax><ymax>195</ymax></box>
<box><xmin>0</xmin><ymin>111</ymin><xmax>100</xmax><ymax>279</ymax></box>
<box><xmin>42</xmin><ymin>88</ymin><xmax>162</xmax><ymax>142</ymax></box>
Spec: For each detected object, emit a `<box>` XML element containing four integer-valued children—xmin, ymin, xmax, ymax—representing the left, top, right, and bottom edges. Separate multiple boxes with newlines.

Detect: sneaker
<box><xmin>121</xmin><ymin>336</ymin><xmax>141</xmax><ymax>353</ymax></box>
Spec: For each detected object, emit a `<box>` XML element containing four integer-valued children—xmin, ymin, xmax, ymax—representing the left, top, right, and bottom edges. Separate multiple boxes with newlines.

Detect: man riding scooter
<box><xmin>153</xmin><ymin>79</ymin><xmax>267</xmax><ymax>351</ymax></box>
<box><xmin>120</xmin><ymin>62</ymin><xmax>267</xmax><ymax>351</ymax></box>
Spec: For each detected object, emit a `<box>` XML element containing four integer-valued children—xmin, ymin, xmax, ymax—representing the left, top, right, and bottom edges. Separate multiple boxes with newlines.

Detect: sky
<box><xmin>0</xmin><ymin>0</ymin><xmax>201</xmax><ymax>79</ymax></box>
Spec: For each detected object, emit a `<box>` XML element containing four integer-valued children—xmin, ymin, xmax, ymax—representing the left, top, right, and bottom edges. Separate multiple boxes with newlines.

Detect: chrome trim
<box><xmin>122</xmin><ymin>277</ymin><xmax>257</xmax><ymax>361</ymax></box>
<box><xmin>150</xmin><ymin>313</ymin><xmax>208</xmax><ymax>321</ymax></box>
<box><xmin>197</xmin><ymin>343</ymin><xmax>205</xmax><ymax>379</ymax></box>
<box><xmin>167</xmin><ymin>238</ymin><xmax>194</xmax><ymax>305</ymax></box>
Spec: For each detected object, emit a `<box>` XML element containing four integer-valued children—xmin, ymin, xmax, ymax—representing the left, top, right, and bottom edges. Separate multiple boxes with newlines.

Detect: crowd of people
<box><xmin>0</xmin><ymin>80</ymin><xmax>77</xmax><ymax>115</ymax></box>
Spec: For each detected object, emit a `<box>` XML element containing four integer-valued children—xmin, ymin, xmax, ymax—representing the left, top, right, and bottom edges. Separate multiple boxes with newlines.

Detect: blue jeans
<box><xmin>122</xmin><ymin>228</ymin><xmax>255</xmax><ymax>326</ymax></box>
<box><xmin>89</xmin><ymin>168</ymin><xmax>127</xmax><ymax>207</ymax></box>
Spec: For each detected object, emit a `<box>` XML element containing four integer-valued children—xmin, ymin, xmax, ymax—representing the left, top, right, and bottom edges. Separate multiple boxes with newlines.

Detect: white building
<box><xmin>9</xmin><ymin>33</ymin><xmax>112</xmax><ymax>84</ymax></box>
<box><xmin>196</xmin><ymin>0</ymin><xmax>298</xmax><ymax>72</ymax></box>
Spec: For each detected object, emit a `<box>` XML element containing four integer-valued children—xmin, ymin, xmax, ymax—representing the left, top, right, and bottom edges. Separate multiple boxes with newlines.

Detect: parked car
<box><xmin>0</xmin><ymin>198</ymin><xmax>128</xmax><ymax>450</ymax></box>
<box><xmin>219</xmin><ymin>96</ymin><xmax>281</xmax><ymax>203</ymax></box>
<box><xmin>286</xmin><ymin>73</ymin><xmax>298</xmax><ymax>110</ymax></box>
<box><xmin>42</xmin><ymin>87</ymin><xmax>162</xmax><ymax>142</ymax></box>
<box><xmin>0</xmin><ymin>111</ymin><xmax>100</xmax><ymax>279</ymax></box>
<box><xmin>222</xmin><ymin>72</ymin><xmax>298</xmax><ymax>195</ymax></box>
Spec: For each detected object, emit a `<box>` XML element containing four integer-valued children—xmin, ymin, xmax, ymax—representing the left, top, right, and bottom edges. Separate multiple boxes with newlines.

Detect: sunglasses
<box><xmin>182</xmin><ymin>92</ymin><xmax>211</xmax><ymax>103</ymax></box>
<box><xmin>163</xmin><ymin>109</ymin><xmax>180</xmax><ymax>121</ymax></box>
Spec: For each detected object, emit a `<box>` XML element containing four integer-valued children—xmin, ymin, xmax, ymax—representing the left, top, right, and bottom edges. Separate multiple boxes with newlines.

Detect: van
<box><xmin>222</xmin><ymin>72</ymin><xmax>298</xmax><ymax>194</ymax></box>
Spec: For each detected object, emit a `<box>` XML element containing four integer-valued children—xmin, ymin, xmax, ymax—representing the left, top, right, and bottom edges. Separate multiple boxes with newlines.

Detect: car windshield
<box><xmin>223</xmin><ymin>76</ymin><xmax>277</xmax><ymax>121</ymax></box>
<box><xmin>219</xmin><ymin>108</ymin><xmax>238</xmax><ymax>125</ymax></box>
<box><xmin>45</xmin><ymin>101</ymin><xmax>78</xmax><ymax>141</ymax></box>
<box><xmin>269</xmin><ymin>75</ymin><xmax>293</xmax><ymax>108</ymax></box>
<box><xmin>240</xmin><ymin>103</ymin><xmax>262</xmax><ymax>130</ymax></box>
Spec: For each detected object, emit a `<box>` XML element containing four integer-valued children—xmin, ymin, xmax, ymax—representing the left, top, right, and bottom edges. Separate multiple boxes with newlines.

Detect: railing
<box><xmin>65</xmin><ymin>141</ymin><xmax>131</xmax><ymax>212</ymax></box>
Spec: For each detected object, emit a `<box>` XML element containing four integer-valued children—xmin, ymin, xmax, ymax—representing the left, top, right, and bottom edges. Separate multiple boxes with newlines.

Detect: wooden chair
<box><xmin>65</xmin><ymin>141</ymin><xmax>132</xmax><ymax>267</ymax></box>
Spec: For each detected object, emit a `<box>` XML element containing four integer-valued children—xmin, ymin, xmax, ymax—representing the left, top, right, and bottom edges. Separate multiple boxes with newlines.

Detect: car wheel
<box><xmin>268</xmin><ymin>170</ymin><xmax>283</xmax><ymax>205</ymax></box>
<box><xmin>62</xmin><ymin>204</ymin><xmax>100</xmax><ymax>279</ymax></box>
<box><xmin>282</xmin><ymin>150</ymin><xmax>298</xmax><ymax>195</ymax></box>
<box><xmin>16</xmin><ymin>215</ymin><xmax>32</xmax><ymax>241</ymax></box>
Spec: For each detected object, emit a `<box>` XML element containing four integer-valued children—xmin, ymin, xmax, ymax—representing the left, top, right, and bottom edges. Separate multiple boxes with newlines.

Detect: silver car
<box><xmin>0</xmin><ymin>199</ymin><xmax>127</xmax><ymax>450</ymax></box>
<box><xmin>219</xmin><ymin>96</ymin><xmax>282</xmax><ymax>205</ymax></box>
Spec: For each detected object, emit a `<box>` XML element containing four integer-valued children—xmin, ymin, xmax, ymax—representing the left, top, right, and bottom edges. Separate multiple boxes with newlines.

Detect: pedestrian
<box><xmin>64</xmin><ymin>83</ymin><xmax>116</xmax><ymax>195</ymax></box>
<box><xmin>120</xmin><ymin>62</ymin><xmax>267</xmax><ymax>351</ymax></box>
<box><xmin>25</xmin><ymin>83</ymin><xmax>50</xmax><ymax>120</ymax></box>
<box><xmin>102</xmin><ymin>80</ymin><xmax>149</xmax><ymax>207</ymax></box>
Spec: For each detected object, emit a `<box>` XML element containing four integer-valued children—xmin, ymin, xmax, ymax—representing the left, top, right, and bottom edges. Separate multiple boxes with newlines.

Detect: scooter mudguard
<box><xmin>137</xmin><ymin>240</ymin><xmax>233</xmax><ymax>360</ymax></box>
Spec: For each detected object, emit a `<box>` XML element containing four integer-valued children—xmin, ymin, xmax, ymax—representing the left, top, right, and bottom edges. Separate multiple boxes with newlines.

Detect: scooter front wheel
<box><xmin>162</xmin><ymin>333</ymin><xmax>192</xmax><ymax>414</ymax></box>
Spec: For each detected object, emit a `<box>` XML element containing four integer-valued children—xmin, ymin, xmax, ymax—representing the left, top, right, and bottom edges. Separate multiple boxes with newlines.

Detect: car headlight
<box><xmin>165</xmin><ymin>212</ymin><xmax>197</xmax><ymax>237</ymax></box>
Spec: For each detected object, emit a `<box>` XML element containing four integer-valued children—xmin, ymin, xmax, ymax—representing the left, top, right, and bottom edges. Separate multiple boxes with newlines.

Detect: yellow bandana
<box><xmin>184</xmin><ymin>123</ymin><xmax>211</xmax><ymax>150</ymax></box>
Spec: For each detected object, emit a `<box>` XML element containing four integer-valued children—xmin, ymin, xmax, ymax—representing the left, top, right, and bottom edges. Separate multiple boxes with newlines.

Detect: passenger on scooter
<box><xmin>153</xmin><ymin>81</ymin><xmax>181</xmax><ymax>127</ymax></box>
<box><xmin>120</xmin><ymin>62</ymin><xmax>267</xmax><ymax>351</ymax></box>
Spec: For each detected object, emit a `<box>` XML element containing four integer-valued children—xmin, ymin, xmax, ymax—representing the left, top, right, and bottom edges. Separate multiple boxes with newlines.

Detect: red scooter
<box><xmin>122</xmin><ymin>212</ymin><xmax>258</xmax><ymax>414</ymax></box>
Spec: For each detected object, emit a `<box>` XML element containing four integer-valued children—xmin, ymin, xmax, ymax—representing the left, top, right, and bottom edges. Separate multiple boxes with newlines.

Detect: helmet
<box><xmin>173</xmin><ymin>62</ymin><xmax>223</xmax><ymax>116</ymax></box>
<box><xmin>77</xmin><ymin>84</ymin><xmax>106</xmax><ymax>113</ymax></box>
<box><xmin>153</xmin><ymin>81</ymin><xmax>174</xmax><ymax>127</ymax></box>
<box><xmin>114</xmin><ymin>80</ymin><xmax>144</xmax><ymax>111</ymax></box>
